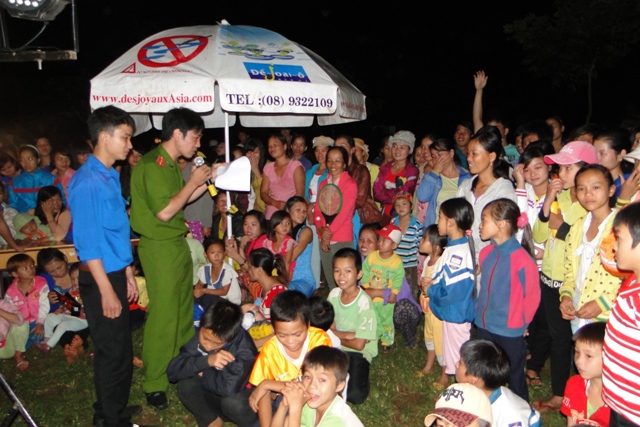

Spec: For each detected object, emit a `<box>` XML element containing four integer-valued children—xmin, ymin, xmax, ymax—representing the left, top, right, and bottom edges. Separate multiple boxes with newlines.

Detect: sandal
<box><xmin>526</xmin><ymin>371</ymin><xmax>543</xmax><ymax>387</ymax></box>
<box><xmin>532</xmin><ymin>399</ymin><xmax>560</xmax><ymax>413</ymax></box>
<box><xmin>16</xmin><ymin>360</ymin><xmax>29</xmax><ymax>371</ymax></box>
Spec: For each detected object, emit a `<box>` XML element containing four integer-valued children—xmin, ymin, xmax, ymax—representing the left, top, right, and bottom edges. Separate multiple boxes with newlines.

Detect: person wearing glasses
<box><xmin>415</xmin><ymin>137</ymin><xmax>470</xmax><ymax>230</ymax></box>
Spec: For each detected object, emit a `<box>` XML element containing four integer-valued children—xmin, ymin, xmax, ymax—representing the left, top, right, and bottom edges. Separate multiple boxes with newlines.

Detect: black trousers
<box><xmin>476</xmin><ymin>327</ymin><xmax>529</xmax><ymax>402</ymax></box>
<box><xmin>346</xmin><ymin>351</ymin><xmax>370</xmax><ymax>405</ymax></box>
<box><xmin>176</xmin><ymin>375</ymin><xmax>257</xmax><ymax>427</ymax></box>
<box><xmin>195</xmin><ymin>294</ymin><xmax>223</xmax><ymax>311</ymax></box>
<box><xmin>526</xmin><ymin>282</ymin><xmax>551</xmax><ymax>373</ymax></box>
<box><xmin>540</xmin><ymin>283</ymin><xmax>573</xmax><ymax>397</ymax></box>
<box><xmin>79</xmin><ymin>270</ymin><xmax>133</xmax><ymax>427</ymax></box>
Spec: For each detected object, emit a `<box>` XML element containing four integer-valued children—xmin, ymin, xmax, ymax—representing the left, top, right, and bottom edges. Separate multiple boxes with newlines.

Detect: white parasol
<box><xmin>90</xmin><ymin>19</ymin><xmax>367</xmax><ymax>141</ymax></box>
<box><xmin>90</xmin><ymin>20</ymin><xmax>366</xmax><ymax>237</ymax></box>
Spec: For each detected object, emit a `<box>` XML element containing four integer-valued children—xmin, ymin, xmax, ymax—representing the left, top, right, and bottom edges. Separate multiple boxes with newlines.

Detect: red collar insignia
<box><xmin>156</xmin><ymin>155</ymin><xmax>165</xmax><ymax>167</ymax></box>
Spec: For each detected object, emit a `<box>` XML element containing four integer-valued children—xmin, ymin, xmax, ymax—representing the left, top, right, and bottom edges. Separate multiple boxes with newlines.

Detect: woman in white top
<box><xmin>456</xmin><ymin>126</ymin><xmax>516</xmax><ymax>260</ymax></box>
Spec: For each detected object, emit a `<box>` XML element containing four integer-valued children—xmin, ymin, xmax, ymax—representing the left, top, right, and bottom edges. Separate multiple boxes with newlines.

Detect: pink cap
<box><xmin>376</xmin><ymin>224</ymin><xmax>402</xmax><ymax>244</ymax></box>
<box><xmin>544</xmin><ymin>141</ymin><xmax>598</xmax><ymax>166</ymax></box>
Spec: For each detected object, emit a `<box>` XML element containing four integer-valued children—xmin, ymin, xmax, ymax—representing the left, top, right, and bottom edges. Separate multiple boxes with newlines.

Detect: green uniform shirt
<box><xmin>130</xmin><ymin>145</ymin><xmax>188</xmax><ymax>240</ymax></box>
<box><xmin>328</xmin><ymin>288</ymin><xmax>378</xmax><ymax>363</ymax></box>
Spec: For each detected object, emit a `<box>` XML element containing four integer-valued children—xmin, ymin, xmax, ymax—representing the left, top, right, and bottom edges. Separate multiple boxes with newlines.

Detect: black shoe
<box><xmin>145</xmin><ymin>391</ymin><xmax>168</xmax><ymax>410</ymax></box>
<box><xmin>92</xmin><ymin>405</ymin><xmax>142</xmax><ymax>427</ymax></box>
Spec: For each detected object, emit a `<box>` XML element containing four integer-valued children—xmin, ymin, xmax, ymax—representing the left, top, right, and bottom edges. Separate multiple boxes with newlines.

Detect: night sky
<box><xmin>2</xmin><ymin>1</ymin><xmax>640</xmax><ymax>151</ymax></box>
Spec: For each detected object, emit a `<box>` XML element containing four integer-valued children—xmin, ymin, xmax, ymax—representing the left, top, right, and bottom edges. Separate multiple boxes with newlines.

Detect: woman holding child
<box><xmin>37</xmin><ymin>248</ymin><xmax>89</xmax><ymax>362</ymax></box>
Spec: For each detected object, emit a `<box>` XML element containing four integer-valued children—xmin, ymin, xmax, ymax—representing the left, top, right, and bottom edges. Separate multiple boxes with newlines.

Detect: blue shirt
<box><xmin>297</xmin><ymin>156</ymin><xmax>312</xmax><ymax>172</ymax></box>
<box><xmin>454</xmin><ymin>146</ymin><xmax>469</xmax><ymax>170</ymax></box>
<box><xmin>8</xmin><ymin>168</ymin><xmax>63</xmax><ymax>213</ymax></box>
<box><xmin>68</xmin><ymin>154</ymin><xmax>133</xmax><ymax>273</ymax></box>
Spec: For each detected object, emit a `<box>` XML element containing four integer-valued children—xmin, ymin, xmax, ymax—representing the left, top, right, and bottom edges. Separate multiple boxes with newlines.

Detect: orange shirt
<box><xmin>249</xmin><ymin>327</ymin><xmax>331</xmax><ymax>385</ymax></box>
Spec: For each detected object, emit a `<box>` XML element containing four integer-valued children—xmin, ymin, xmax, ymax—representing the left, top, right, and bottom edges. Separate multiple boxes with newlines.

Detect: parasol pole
<box><xmin>224</xmin><ymin>112</ymin><xmax>233</xmax><ymax>253</ymax></box>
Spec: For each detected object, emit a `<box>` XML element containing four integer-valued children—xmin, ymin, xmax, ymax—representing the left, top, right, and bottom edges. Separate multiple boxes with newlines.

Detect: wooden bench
<box><xmin>0</xmin><ymin>242</ymin><xmax>78</xmax><ymax>269</ymax></box>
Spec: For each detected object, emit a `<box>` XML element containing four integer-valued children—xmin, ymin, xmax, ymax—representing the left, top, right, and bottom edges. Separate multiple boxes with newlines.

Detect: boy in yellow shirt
<box><xmin>248</xmin><ymin>290</ymin><xmax>331</xmax><ymax>427</ymax></box>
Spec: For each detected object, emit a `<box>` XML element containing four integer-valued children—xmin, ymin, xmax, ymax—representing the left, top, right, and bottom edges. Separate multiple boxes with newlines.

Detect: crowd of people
<box><xmin>2</xmin><ymin>70</ymin><xmax>640</xmax><ymax>427</ymax></box>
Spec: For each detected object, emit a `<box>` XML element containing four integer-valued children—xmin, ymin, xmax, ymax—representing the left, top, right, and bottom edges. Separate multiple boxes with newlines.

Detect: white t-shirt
<box><xmin>326</xmin><ymin>329</ymin><xmax>342</xmax><ymax>348</ymax></box>
<box><xmin>489</xmin><ymin>386</ymin><xmax>541</xmax><ymax>427</ymax></box>
<box><xmin>196</xmin><ymin>263</ymin><xmax>242</xmax><ymax>305</ymax></box>
<box><xmin>308</xmin><ymin>173</ymin><xmax>321</xmax><ymax>203</ymax></box>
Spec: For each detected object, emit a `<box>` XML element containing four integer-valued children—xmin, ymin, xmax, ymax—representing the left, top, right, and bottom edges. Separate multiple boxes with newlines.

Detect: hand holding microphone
<box><xmin>194</xmin><ymin>157</ymin><xmax>227</xmax><ymax>197</ymax></box>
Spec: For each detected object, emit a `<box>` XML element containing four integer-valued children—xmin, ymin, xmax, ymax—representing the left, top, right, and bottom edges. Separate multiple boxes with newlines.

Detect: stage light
<box><xmin>0</xmin><ymin>0</ymin><xmax>68</xmax><ymax>21</ymax></box>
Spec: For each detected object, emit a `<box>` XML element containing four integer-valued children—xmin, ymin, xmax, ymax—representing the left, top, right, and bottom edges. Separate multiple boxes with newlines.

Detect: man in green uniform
<box><xmin>130</xmin><ymin>108</ymin><xmax>222</xmax><ymax>409</ymax></box>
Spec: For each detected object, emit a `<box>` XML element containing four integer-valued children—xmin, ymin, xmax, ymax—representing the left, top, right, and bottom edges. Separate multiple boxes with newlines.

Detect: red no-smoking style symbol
<box><xmin>138</xmin><ymin>35</ymin><xmax>208</xmax><ymax>68</ymax></box>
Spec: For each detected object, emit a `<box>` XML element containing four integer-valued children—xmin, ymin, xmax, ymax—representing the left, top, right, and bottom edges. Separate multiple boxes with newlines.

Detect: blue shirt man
<box><xmin>68</xmin><ymin>106</ymin><xmax>141</xmax><ymax>427</ymax></box>
<box><xmin>71</xmin><ymin>154</ymin><xmax>133</xmax><ymax>273</ymax></box>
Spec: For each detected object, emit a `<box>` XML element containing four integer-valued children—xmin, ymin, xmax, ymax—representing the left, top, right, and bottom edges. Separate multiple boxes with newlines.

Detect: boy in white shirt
<box><xmin>271</xmin><ymin>346</ymin><xmax>363</xmax><ymax>427</ymax></box>
<box><xmin>194</xmin><ymin>237</ymin><xmax>242</xmax><ymax>306</ymax></box>
<box><xmin>455</xmin><ymin>339</ymin><xmax>541</xmax><ymax>427</ymax></box>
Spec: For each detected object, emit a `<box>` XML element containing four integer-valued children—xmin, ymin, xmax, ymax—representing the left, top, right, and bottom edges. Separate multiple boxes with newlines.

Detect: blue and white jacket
<box><xmin>428</xmin><ymin>236</ymin><xmax>475</xmax><ymax>324</ymax></box>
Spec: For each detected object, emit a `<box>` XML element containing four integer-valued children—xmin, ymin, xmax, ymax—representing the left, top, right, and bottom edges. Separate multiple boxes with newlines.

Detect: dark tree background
<box><xmin>1</xmin><ymin>1</ymin><xmax>640</xmax><ymax>152</ymax></box>
<box><xmin>505</xmin><ymin>0</ymin><xmax>640</xmax><ymax>124</ymax></box>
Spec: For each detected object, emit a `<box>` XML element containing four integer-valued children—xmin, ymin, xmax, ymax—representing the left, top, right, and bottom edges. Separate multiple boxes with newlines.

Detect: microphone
<box><xmin>193</xmin><ymin>156</ymin><xmax>217</xmax><ymax>197</ymax></box>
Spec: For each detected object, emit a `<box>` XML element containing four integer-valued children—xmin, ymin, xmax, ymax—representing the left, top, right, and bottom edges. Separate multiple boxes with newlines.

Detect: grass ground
<box><xmin>0</xmin><ymin>322</ymin><xmax>567</xmax><ymax>427</ymax></box>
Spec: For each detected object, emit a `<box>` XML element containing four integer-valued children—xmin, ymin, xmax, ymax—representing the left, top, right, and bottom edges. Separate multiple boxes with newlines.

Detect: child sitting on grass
<box><xmin>456</xmin><ymin>339</ymin><xmax>540</xmax><ymax>427</ymax></box>
<box><xmin>36</xmin><ymin>249</ymin><xmax>89</xmax><ymax>363</ymax></box>
<box><xmin>167</xmin><ymin>299</ymin><xmax>258</xmax><ymax>427</ymax></box>
<box><xmin>418</xmin><ymin>224</ymin><xmax>448</xmax><ymax>388</ymax></box>
<box><xmin>194</xmin><ymin>237</ymin><xmax>242</xmax><ymax>307</ymax></box>
<box><xmin>41</xmin><ymin>269</ymin><xmax>87</xmax><ymax>362</ymax></box>
<box><xmin>3</xmin><ymin>253</ymin><xmax>49</xmax><ymax>350</ymax></box>
<box><xmin>359</xmin><ymin>223</ymin><xmax>420</xmax><ymax>350</ymax></box>
<box><xmin>561</xmin><ymin>322</ymin><xmax>609</xmax><ymax>427</ymax></box>
<box><xmin>0</xmin><ymin>299</ymin><xmax>29</xmax><ymax>371</ymax></box>
<box><xmin>328</xmin><ymin>248</ymin><xmax>378</xmax><ymax>404</ymax></box>
<box><xmin>261</xmin><ymin>210</ymin><xmax>296</xmax><ymax>273</ymax></box>
<box><xmin>271</xmin><ymin>346</ymin><xmax>364</xmax><ymax>427</ymax></box>
<box><xmin>424</xmin><ymin>383</ymin><xmax>493</xmax><ymax>427</ymax></box>
<box><xmin>361</xmin><ymin>224</ymin><xmax>405</xmax><ymax>350</ymax></box>
<box><xmin>240</xmin><ymin>248</ymin><xmax>289</xmax><ymax>348</ymax></box>
<box><xmin>248</xmin><ymin>290</ymin><xmax>331</xmax><ymax>427</ymax></box>
<box><xmin>309</xmin><ymin>296</ymin><xmax>341</xmax><ymax>348</ymax></box>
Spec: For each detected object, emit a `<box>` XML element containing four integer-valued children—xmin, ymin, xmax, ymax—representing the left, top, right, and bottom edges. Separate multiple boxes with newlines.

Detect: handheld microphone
<box><xmin>193</xmin><ymin>156</ymin><xmax>217</xmax><ymax>197</ymax></box>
